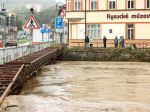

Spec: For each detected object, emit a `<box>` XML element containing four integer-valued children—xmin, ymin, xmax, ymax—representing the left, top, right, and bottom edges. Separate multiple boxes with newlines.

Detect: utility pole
<box><xmin>30</xmin><ymin>8</ymin><xmax>34</xmax><ymax>46</ymax></box>
<box><xmin>85</xmin><ymin>0</ymin><xmax>87</xmax><ymax>39</ymax></box>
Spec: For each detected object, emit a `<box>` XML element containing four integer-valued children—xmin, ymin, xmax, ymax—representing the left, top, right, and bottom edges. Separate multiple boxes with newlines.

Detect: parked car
<box><xmin>5</xmin><ymin>42</ymin><xmax>17</xmax><ymax>47</ymax></box>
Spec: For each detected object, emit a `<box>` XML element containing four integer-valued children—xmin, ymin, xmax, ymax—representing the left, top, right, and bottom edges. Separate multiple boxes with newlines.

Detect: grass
<box><xmin>17</xmin><ymin>38</ymin><xmax>29</xmax><ymax>44</ymax></box>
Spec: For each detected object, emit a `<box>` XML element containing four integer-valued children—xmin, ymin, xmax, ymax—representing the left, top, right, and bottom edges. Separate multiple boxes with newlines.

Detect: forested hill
<box><xmin>15</xmin><ymin>5</ymin><xmax>58</xmax><ymax>30</ymax></box>
<box><xmin>0</xmin><ymin>0</ymin><xmax>64</xmax><ymax>30</ymax></box>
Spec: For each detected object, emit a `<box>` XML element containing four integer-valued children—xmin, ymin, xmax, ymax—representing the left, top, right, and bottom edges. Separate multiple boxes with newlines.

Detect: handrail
<box><xmin>70</xmin><ymin>41</ymin><xmax>150</xmax><ymax>48</ymax></box>
<box><xmin>0</xmin><ymin>64</ymin><xmax>25</xmax><ymax>106</ymax></box>
<box><xmin>143</xmin><ymin>41</ymin><xmax>147</xmax><ymax>48</ymax></box>
<box><xmin>31</xmin><ymin>49</ymin><xmax>57</xmax><ymax>64</ymax></box>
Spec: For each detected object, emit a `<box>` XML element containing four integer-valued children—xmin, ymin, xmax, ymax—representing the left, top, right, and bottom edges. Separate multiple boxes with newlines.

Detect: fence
<box><xmin>70</xmin><ymin>41</ymin><xmax>150</xmax><ymax>48</ymax></box>
<box><xmin>0</xmin><ymin>42</ymin><xmax>52</xmax><ymax>64</ymax></box>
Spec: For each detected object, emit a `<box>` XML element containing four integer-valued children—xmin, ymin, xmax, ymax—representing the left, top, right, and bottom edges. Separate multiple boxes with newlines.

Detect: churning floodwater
<box><xmin>1</xmin><ymin>61</ymin><xmax>150</xmax><ymax>112</ymax></box>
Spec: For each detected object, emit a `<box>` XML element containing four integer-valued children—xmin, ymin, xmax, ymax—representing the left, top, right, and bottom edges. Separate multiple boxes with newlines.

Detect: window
<box><xmin>128</xmin><ymin>0</ymin><xmax>134</xmax><ymax>9</ymax></box>
<box><xmin>75</xmin><ymin>0</ymin><xmax>81</xmax><ymax>10</ymax></box>
<box><xmin>127</xmin><ymin>24</ymin><xmax>134</xmax><ymax>39</ymax></box>
<box><xmin>147</xmin><ymin>0</ymin><xmax>150</xmax><ymax>8</ymax></box>
<box><xmin>67</xmin><ymin>0</ymin><xmax>71</xmax><ymax>11</ymax></box>
<box><xmin>87</xmin><ymin>24</ymin><xmax>100</xmax><ymax>39</ymax></box>
<box><xmin>109</xmin><ymin>0</ymin><xmax>116</xmax><ymax>9</ymax></box>
<box><xmin>91</xmin><ymin>0</ymin><xmax>97</xmax><ymax>10</ymax></box>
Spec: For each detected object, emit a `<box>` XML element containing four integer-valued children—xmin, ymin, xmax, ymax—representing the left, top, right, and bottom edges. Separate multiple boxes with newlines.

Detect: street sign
<box><xmin>40</xmin><ymin>28</ymin><xmax>51</xmax><ymax>33</ymax></box>
<box><xmin>55</xmin><ymin>17</ymin><xmax>63</xmax><ymax>29</ymax></box>
<box><xmin>40</xmin><ymin>24</ymin><xmax>51</xmax><ymax>34</ymax></box>
<box><xmin>24</xmin><ymin>15</ymin><xmax>40</xmax><ymax>29</ymax></box>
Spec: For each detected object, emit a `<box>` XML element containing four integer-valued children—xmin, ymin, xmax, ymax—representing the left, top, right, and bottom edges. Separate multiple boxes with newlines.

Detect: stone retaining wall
<box><xmin>61</xmin><ymin>47</ymin><xmax>150</xmax><ymax>62</ymax></box>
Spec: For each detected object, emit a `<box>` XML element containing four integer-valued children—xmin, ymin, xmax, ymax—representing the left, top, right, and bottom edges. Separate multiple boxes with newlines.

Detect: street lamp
<box><xmin>85</xmin><ymin>0</ymin><xmax>87</xmax><ymax>39</ymax></box>
<box><xmin>30</xmin><ymin>8</ymin><xmax>34</xmax><ymax>14</ymax></box>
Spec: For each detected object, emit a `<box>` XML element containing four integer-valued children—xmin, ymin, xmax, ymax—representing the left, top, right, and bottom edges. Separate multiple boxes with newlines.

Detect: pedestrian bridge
<box><xmin>0</xmin><ymin>45</ymin><xmax>65</xmax><ymax>106</ymax></box>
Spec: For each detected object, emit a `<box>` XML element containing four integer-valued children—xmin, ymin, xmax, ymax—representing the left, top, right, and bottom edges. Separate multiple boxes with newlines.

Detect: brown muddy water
<box><xmin>1</xmin><ymin>61</ymin><xmax>150</xmax><ymax>112</ymax></box>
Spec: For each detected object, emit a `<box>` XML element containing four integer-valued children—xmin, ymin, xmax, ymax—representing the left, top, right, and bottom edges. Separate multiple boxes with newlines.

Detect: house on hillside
<box><xmin>0</xmin><ymin>6</ymin><xmax>18</xmax><ymax>47</ymax></box>
<box><xmin>0</xmin><ymin>10</ymin><xmax>7</xmax><ymax>47</ymax></box>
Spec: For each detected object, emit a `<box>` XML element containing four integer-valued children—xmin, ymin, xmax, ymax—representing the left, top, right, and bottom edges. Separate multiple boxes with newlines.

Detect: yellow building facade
<box><xmin>66</xmin><ymin>0</ymin><xmax>150</xmax><ymax>47</ymax></box>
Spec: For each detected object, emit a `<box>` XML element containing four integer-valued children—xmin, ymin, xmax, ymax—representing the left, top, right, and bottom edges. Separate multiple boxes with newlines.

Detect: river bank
<box><xmin>61</xmin><ymin>47</ymin><xmax>150</xmax><ymax>62</ymax></box>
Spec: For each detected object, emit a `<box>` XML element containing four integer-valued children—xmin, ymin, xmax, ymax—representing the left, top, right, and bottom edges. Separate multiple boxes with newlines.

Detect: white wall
<box><xmin>33</xmin><ymin>29</ymin><xmax>50</xmax><ymax>42</ymax></box>
<box><xmin>72</xmin><ymin>24</ymin><xmax>77</xmax><ymax>39</ymax></box>
<box><xmin>77</xmin><ymin>24</ymin><xmax>85</xmax><ymax>39</ymax></box>
<box><xmin>136</xmin><ymin>24</ymin><xmax>150</xmax><ymax>39</ymax></box>
<box><xmin>117</xmin><ymin>0</ymin><xmax>126</xmax><ymax>9</ymax></box>
<box><xmin>0</xmin><ymin>42</ymin><xmax>51</xmax><ymax>64</ymax></box>
<box><xmin>102</xmin><ymin>24</ymin><xmax>125</xmax><ymax>39</ymax></box>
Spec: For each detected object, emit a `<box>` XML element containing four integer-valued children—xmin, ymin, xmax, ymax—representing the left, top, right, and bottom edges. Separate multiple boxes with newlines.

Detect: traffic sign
<box><xmin>24</xmin><ymin>15</ymin><xmax>40</xmax><ymax>29</ymax></box>
<box><xmin>40</xmin><ymin>28</ymin><xmax>51</xmax><ymax>33</ymax></box>
<box><xmin>55</xmin><ymin>17</ymin><xmax>63</xmax><ymax>29</ymax></box>
<box><xmin>40</xmin><ymin>24</ymin><xmax>51</xmax><ymax>34</ymax></box>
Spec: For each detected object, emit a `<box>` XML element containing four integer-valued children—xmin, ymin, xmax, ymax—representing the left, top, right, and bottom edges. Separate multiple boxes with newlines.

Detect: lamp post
<box><xmin>29</xmin><ymin>8</ymin><xmax>34</xmax><ymax>46</ymax></box>
<box><xmin>8</xmin><ymin>12</ymin><xmax>17</xmax><ymax>46</ymax></box>
<box><xmin>85</xmin><ymin>0</ymin><xmax>87</xmax><ymax>39</ymax></box>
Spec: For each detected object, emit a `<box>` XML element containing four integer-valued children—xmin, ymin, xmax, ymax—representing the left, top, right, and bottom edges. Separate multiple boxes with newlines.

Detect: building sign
<box><xmin>107</xmin><ymin>13</ymin><xmax>150</xmax><ymax>20</ymax></box>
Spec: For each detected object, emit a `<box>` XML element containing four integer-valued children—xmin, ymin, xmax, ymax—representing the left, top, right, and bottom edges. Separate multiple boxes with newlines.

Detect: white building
<box><xmin>0</xmin><ymin>12</ymin><xmax>7</xmax><ymax>47</ymax></box>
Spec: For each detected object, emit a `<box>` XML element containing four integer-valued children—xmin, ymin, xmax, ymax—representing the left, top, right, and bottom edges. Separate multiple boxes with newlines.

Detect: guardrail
<box><xmin>0</xmin><ymin>42</ymin><xmax>51</xmax><ymax>64</ymax></box>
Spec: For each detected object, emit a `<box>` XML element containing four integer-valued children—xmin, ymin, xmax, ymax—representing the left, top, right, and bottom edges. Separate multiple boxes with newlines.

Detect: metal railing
<box><xmin>70</xmin><ymin>41</ymin><xmax>150</xmax><ymax>48</ymax></box>
<box><xmin>0</xmin><ymin>45</ymin><xmax>65</xmax><ymax>106</ymax></box>
<box><xmin>0</xmin><ymin>64</ymin><xmax>25</xmax><ymax>106</ymax></box>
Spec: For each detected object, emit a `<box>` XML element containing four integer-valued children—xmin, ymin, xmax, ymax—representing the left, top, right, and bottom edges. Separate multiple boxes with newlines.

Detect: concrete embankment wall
<box><xmin>61</xmin><ymin>47</ymin><xmax>150</xmax><ymax>62</ymax></box>
<box><xmin>0</xmin><ymin>42</ymin><xmax>51</xmax><ymax>64</ymax></box>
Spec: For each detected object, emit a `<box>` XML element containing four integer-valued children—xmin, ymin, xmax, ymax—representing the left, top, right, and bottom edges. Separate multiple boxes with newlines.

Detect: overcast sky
<box><xmin>55</xmin><ymin>0</ymin><xmax>66</xmax><ymax>3</ymax></box>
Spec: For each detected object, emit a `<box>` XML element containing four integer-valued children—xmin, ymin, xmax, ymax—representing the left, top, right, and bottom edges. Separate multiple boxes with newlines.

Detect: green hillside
<box><xmin>15</xmin><ymin>5</ymin><xmax>58</xmax><ymax>30</ymax></box>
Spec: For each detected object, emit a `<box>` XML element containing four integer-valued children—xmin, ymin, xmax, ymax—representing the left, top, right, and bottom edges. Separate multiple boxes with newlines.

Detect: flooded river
<box><xmin>1</xmin><ymin>61</ymin><xmax>150</xmax><ymax>112</ymax></box>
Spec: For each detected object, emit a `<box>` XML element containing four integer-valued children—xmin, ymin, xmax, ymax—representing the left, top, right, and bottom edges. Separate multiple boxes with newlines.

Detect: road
<box><xmin>18</xmin><ymin>42</ymin><xmax>29</xmax><ymax>46</ymax></box>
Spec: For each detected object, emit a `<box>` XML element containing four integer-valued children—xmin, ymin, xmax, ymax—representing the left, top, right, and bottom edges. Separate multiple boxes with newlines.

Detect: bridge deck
<box><xmin>0</xmin><ymin>45</ymin><xmax>65</xmax><ymax>106</ymax></box>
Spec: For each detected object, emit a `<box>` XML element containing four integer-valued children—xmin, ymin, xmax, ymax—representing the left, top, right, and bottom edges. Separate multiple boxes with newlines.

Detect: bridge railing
<box><xmin>0</xmin><ymin>42</ymin><xmax>51</xmax><ymax>64</ymax></box>
<box><xmin>0</xmin><ymin>64</ymin><xmax>25</xmax><ymax>106</ymax></box>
